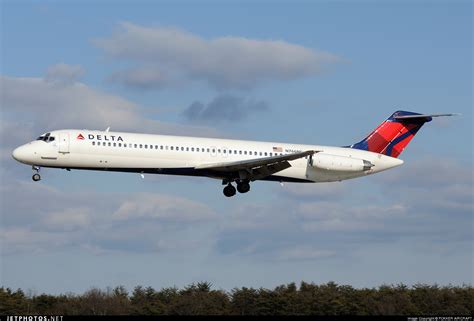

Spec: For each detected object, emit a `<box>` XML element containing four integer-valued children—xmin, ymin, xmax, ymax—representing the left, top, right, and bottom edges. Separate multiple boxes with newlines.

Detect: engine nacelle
<box><xmin>311</xmin><ymin>153</ymin><xmax>374</xmax><ymax>172</ymax></box>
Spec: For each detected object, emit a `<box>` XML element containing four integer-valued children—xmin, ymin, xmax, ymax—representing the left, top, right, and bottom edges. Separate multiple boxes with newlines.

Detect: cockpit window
<box><xmin>36</xmin><ymin>132</ymin><xmax>55</xmax><ymax>142</ymax></box>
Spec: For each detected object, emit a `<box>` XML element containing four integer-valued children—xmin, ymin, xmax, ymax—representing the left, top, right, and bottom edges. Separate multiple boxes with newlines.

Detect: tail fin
<box><xmin>350</xmin><ymin>110</ymin><xmax>456</xmax><ymax>158</ymax></box>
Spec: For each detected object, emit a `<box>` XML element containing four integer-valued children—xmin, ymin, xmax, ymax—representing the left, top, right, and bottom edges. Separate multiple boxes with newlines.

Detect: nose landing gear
<box><xmin>32</xmin><ymin>166</ymin><xmax>41</xmax><ymax>182</ymax></box>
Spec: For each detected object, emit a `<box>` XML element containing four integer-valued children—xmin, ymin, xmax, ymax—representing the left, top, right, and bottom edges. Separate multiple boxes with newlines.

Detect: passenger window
<box><xmin>108</xmin><ymin>142</ymin><xmax>111</xmax><ymax>146</ymax></box>
<box><xmin>223</xmin><ymin>149</ymin><xmax>226</xmax><ymax>153</ymax></box>
<box><xmin>92</xmin><ymin>141</ymin><xmax>95</xmax><ymax>146</ymax></box>
<box><xmin>239</xmin><ymin>151</ymin><xmax>242</xmax><ymax>155</ymax></box>
<box><xmin>160</xmin><ymin>145</ymin><xmax>163</xmax><ymax>150</ymax></box>
<box><xmin>171</xmin><ymin>146</ymin><xmax>174</xmax><ymax>150</ymax></box>
<box><xmin>264</xmin><ymin>152</ymin><xmax>267</xmax><ymax>156</ymax></box>
<box><xmin>113</xmin><ymin>143</ymin><xmax>116</xmax><ymax>147</ymax></box>
<box><xmin>212</xmin><ymin>149</ymin><xmax>215</xmax><ymax>153</ymax></box>
<box><xmin>270</xmin><ymin>153</ymin><xmax>272</xmax><ymax>156</ymax></box>
<box><xmin>259</xmin><ymin>152</ymin><xmax>262</xmax><ymax>156</ymax></box>
<box><xmin>207</xmin><ymin>148</ymin><xmax>210</xmax><ymax>152</ymax></box>
<box><xmin>191</xmin><ymin>147</ymin><xmax>194</xmax><ymax>152</ymax></box>
<box><xmin>196</xmin><ymin>148</ymin><xmax>199</xmax><ymax>152</ymax></box>
<box><xmin>218</xmin><ymin>149</ymin><xmax>221</xmax><ymax>153</ymax></box>
<box><xmin>244</xmin><ymin>151</ymin><xmax>247</xmax><ymax>155</ymax></box>
<box><xmin>181</xmin><ymin>147</ymin><xmax>184</xmax><ymax>151</ymax></box>
<box><xmin>186</xmin><ymin>147</ymin><xmax>189</xmax><ymax>151</ymax></box>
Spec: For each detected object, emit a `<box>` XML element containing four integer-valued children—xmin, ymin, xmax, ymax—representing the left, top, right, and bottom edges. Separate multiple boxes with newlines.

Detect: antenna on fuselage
<box><xmin>105</xmin><ymin>127</ymin><xmax>110</xmax><ymax>132</ymax></box>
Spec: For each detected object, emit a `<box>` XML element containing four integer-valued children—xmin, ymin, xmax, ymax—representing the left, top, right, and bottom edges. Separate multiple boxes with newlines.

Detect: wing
<box><xmin>195</xmin><ymin>150</ymin><xmax>318</xmax><ymax>181</ymax></box>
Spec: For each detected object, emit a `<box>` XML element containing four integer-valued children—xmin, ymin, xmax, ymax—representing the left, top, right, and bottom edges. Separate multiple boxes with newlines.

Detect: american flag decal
<box><xmin>273</xmin><ymin>146</ymin><xmax>283</xmax><ymax>152</ymax></box>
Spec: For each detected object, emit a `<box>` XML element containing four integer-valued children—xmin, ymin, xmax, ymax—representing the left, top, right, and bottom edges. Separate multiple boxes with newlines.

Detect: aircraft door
<box><xmin>59</xmin><ymin>133</ymin><xmax>70</xmax><ymax>153</ymax></box>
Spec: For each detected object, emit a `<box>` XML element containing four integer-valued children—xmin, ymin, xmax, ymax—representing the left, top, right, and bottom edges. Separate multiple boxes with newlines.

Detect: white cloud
<box><xmin>281</xmin><ymin>182</ymin><xmax>347</xmax><ymax>200</ymax></box>
<box><xmin>94</xmin><ymin>22</ymin><xmax>341</xmax><ymax>89</ymax></box>
<box><xmin>0</xmin><ymin>227</ymin><xmax>69</xmax><ymax>254</ymax></box>
<box><xmin>0</xmin><ymin>74</ymin><xmax>220</xmax><ymax>145</ymax></box>
<box><xmin>42</xmin><ymin>207</ymin><xmax>92</xmax><ymax>231</ymax></box>
<box><xmin>108</xmin><ymin>67</ymin><xmax>174</xmax><ymax>89</ymax></box>
<box><xmin>113</xmin><ymin>193</ymin><xmax>216</xmax><ymax>222</ymax></box>
<box><xmin>377</xmin><ymin>158</ymin><xmax>473</xmax><ymax>188</ymax></box>
<box><xmin>0</xmin><ymin>181</ymin><xmax>217</xmax><ymax>255</ymax></box>
<box><xmin>298</xmin><ymin>202</ymin><xmax>408</xmax><ymax>232</ymax></box>
<box><xmin>45</xmin><ymin>63</ymin><xmax>84</xmax><ymax>84</ymax></box>
<box><xmin>2</xmin><ymin>75</ymin><xmax>141</xmax><ymax>130</ymax></box>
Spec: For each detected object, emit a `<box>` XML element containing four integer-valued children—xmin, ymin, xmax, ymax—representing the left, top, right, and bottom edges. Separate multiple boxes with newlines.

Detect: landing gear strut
<box><xmin>223</xmin><ymin>183</ymin><xmax>236</xmax><ymax>197</ymax></box>
<box><xmin>32</xmin><ymin>166</ymin><xmax>41</xmax><ymax>182</ymax></box>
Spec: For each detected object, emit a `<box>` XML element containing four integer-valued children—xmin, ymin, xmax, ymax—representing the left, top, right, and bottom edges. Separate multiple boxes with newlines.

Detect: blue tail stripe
<box><xmin>385</xmin><ymin>128</ymin><xmax>419</xmax><ymax>156</ymax></box>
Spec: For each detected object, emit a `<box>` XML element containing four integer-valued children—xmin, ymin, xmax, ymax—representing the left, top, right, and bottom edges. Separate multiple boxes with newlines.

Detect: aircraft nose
<box><xmin>12</xmin><ymin>145</ymin><xmax>31</xmax><ymax>163</ymax></box>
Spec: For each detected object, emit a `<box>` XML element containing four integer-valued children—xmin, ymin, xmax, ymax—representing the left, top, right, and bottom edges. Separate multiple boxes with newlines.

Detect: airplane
<box><xmin>12</xmin><ymin>110</ymin><xmax>456</xmax><ymax>197</ymax></box>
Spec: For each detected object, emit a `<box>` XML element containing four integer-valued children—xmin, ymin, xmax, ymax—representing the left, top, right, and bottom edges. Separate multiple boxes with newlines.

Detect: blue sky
<box><xmin>1</xmin><ymin>0</ymin><xmax>472</xmax><ymax>294</ymax></box>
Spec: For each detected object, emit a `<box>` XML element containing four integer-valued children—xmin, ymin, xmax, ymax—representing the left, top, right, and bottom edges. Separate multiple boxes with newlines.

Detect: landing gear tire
<box><xmin>237</xmin><ymin>181</ymin><xmax>250</xmax><ymax>193</ymax></box>
<box><xmin>32</xmin><ymin>173</ymin><xmax>41</xmax><ymax>182</ymax></box>
<box><xmin>223</xmin><ymin>184</ymin><xmax>236</xmax><ymax>197</ymax></box>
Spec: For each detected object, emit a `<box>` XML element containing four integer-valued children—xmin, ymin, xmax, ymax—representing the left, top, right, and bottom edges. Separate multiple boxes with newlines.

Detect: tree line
<box><xmin>1</xmin><ymin>282</ymin><xmax>472</xmax><ymax>315</ymax></box>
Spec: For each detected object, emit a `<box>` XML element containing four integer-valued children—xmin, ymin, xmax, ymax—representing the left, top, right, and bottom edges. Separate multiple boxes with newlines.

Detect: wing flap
<box><xmin>250</xmin><ymin>161</ymin><xmax>292</xmax><ymax>181</ymax></box>
<box><xmin>195</xmin><ymin>150</ymin><xmax>317</xmax><ymax>172</ymax></box>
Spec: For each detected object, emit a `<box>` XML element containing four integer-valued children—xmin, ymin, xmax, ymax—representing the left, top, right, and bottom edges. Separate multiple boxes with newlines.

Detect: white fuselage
<box><xmin>12</xmin><ymin>129</ymin><xmax>403</xmax><ymax>183</ymax></box>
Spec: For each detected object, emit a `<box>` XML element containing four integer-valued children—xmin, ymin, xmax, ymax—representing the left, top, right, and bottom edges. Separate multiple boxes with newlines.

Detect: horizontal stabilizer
<box><xmin>393</xmin><ymin>113</ymin><xmax>459</xmax><ymax>120</ymax></box>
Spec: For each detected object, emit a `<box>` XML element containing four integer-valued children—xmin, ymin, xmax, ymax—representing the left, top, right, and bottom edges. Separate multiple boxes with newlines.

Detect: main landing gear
<box><xmin>222</xmin><ymin>180</ymin><xmax>251</xmax><ymax>197</ymax></box>
<box><xmin>223</xmin><ymin>184</ymin><xmax>236</xmax><ymax>197</ymax></box>
<box><xmin>32</xmin><ymin>166</ymin><xmax>41</xmax><ymax>182</ymax></box>
<box><xmin>237</xmin><ymin>181</ymin><xmax>250</xmax><ymax>194</ymax></box>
